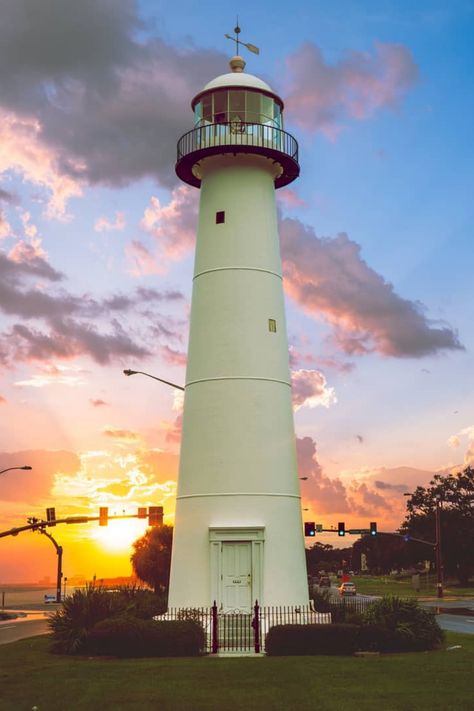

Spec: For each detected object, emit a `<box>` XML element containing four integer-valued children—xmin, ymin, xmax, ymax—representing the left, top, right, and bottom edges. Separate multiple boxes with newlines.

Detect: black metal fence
<box><xmin>177</xmin><ymin>122</ymin><xmax>299</xmax><ymax>164</ymax></box>
<box><xmin>161</xmin><ymin>601</ymin><xmax>331</xmax><ymax>654</ymax></box>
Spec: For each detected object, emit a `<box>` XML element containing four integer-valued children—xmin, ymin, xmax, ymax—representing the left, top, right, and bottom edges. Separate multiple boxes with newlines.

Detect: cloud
<box><xmin>285</xmin><ymin>41</ymin><xmax>418</xmax><ymax>138</ymax></box>
<box><xmin>161</xmin><ymin>345</ymin><xmax>187</xmax><ymax>367</ymax></box>
<box><xmin>14</xmin><ymin>363</ymin><xmax>88</xmax><ymax>388</ymax></box>
<box><xmin>0</xmin><ymin>395</ymin><xmax>6</xmax><ymax>403</ymax></box>
<box><xmin>0</xmin><ymin>250</ymin><xmax>184</xmax><ymax>367</ymax></box>
<box><xmin>94</xmin><ymin>212</ymin><xmax>126</xmax><ymax>232</ymax></box>
<box><xmin>102</xmin><ymin>427</ymin><xmax>141</xmax><ymax>443</ymax></box>
<box><xmin>0</xmin><ymin>449</ymin><xmax>81</xmax><ymax>502</ymax></box>
<box><xmin>292</xmin><ymin>369</ymin><xmax>337</xmax><ymax>410</ymax></box>
<box><xmin>0</xmin><ymin>0</ymin><xmax>226</xmax><ymax>204</ymax></box>
<box><xmin>140</xmin><ymin>186</ymin><xmax>198</xmax><ymax>262</ymax></box>
<box><xmin>297</xmin><ymin>436</ymin><xmax>350</xmax><ymax>513</ymax></box>
<box><xmin>90</xmin><ymin>398</ymin><xmax>108</xmax><ymax>407</ymax></box>
<box><xmin>280</xmin><ymin>218</ymin><xmax>462</xmax><ymax>358</ymax></box>
<box><xmin>0</xmin><ymin>110</ymin><xmax>82</xmax><ymax>216</ymax></box>
<box><xmin>447</xmin><ymin>425</ymin><xmax>474</xmax><ymax>465</ymax></box>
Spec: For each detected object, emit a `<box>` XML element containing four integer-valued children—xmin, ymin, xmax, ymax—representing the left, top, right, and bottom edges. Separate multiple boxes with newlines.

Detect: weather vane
<box><xmin>224</xmin><ymin>19</ymin><xmax>259</xmax><ymax>56</ymax></box>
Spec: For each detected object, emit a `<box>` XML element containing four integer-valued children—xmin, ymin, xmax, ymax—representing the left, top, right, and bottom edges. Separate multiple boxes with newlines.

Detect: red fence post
<box><xmin>253</xmin><ymin>600</ymin><xmax>260</xmax><ymax>653</ymax></box>
<box><xmin>212</xmin><ymin>600</ymin><xmax>219</xmax><ymax>654</ymax></box>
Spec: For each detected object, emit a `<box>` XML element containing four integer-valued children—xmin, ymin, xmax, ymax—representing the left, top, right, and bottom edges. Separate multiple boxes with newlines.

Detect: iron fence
<box><xmin>160</xmin><ymin>601</ymin><xmax>331</xmax><ymax>654</ymax></box>
<box><xmin>177</xmin><ymin>122</ymin><xmax>299</xmax><ymax>164</ymax></box>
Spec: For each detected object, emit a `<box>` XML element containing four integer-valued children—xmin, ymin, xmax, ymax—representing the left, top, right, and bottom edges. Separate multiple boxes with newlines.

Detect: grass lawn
<box><xmin>0</xmin><ymin>632</ymin><xmax>472</xmax><ymax>711</ymax></box>
<box><xmin>353</xmin><ymin>575</ymin><xmax>474</xmax><ymax>598</ymax></box>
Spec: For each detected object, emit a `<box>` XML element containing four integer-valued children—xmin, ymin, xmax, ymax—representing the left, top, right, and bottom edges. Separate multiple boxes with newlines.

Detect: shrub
<box><xmin>311</xmin><ymin>589</ymin><xmax>331</xmax><ymax>613</ymax></box>
<box><xmin>266</xmin><ymin>624</ymin><xmax>359</xmax><ymax>656</ymax></box>
<box><xmin>361</xmin><ymin>596</ymin><xmax>444</xmax><ymax>652</ymax></box>
<box><xmin>48</xmin><ymin>584</ymin><xmax>166</xmax><ymax>654</ymax></box>
<box><xmin>86</xmin><ymin>617</ymin><xmax>205</xmax><ymax>657</ymax></box>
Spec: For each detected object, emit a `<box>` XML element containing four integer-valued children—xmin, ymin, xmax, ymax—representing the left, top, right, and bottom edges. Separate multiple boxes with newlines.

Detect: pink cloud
<box><xmin>0</xmin><ymin>395</ymin><xmax>6</xmax><ymax>404</ymax></box>
<box><xmin>277</xmin><ymin>188</ymin><xmax>306</xmax><ymax>209</ymax></box>
<box><xmin>140</xmin><ymin>186</ymin><xmax>198</xmax><ymax>262</ymax></box>
<box><xmin>0</xmin><ymin>110</ymin><xmax>82</xmax><ymax>217</ymax></box>
<box><xmin>102</xmin><ymin>427</ymin><xmax>141</xmax><ymax>443</ymax></box>
<box><xmin>297</xmin><ymin>436</ymin><xmax>350</xmax><ymax>514</ymax></box>
<box><xmin>280</xmin><ymin>217</ymin><xmax>462</xmax><ymax>358</ymax></box>
<box><xmin>292</xmin><ymin>369</ymin><xmax>337</xmax><ymax>410</ymax></box>
<box><xmin>285</xmin><ymin>42</ymin><xmax>418</xmax><ymax>138</ymax></box>
<box><xmin>161</xmin><ymin>345</ymin><xmax>187</xmax><ymax>367</ymax></box>
<box><xmin>125</xmin><ymin>240</ymin><xmax>162</xmax><ymax>277</ymax></box>
<box><xmin>90</xmin><ymin>399</ymin><xmax>108</xmax><ymax>407</ymax></box>
<box><xmin>94</xmin><ymin>212</ymin><xmax>125</xmax><ymax>232</ymax></box>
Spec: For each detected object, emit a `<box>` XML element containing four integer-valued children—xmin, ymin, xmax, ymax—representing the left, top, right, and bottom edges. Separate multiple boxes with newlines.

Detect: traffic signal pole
<box><xmin>38</xmin><ymin>528</ymin><xmax>63</xmax><ymax>603</ymax></box>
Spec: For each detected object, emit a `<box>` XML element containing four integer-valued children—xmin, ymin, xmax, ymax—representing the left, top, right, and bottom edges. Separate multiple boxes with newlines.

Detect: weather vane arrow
<box><xmin>224</xmin><ymin>20</ymin><xmax>259</xmax><ymax>56</ymax></box>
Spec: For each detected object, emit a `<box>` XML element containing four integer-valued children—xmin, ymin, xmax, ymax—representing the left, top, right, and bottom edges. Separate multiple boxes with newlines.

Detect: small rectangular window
<box><xmin>268</xmin><ymin>318</ymin><xmax>277</xmax><ymax>333</ymax></box>
<box><xmin>216</xmin><ymin>211</ymin><xmax>225</xmax><ymax>224</ymax></box>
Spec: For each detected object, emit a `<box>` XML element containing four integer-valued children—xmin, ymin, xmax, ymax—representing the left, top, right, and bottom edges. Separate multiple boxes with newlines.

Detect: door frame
<box><xmin>209</xmin><ymin>527</ymin><xmax>265</xmax><ymax>610</ymax></box>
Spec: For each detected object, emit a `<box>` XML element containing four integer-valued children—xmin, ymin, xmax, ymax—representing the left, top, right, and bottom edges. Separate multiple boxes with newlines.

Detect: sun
<box><xmin>92</xmin><ymin>518</ymin><xmax>148</xmax><ymax>552</ymax></box>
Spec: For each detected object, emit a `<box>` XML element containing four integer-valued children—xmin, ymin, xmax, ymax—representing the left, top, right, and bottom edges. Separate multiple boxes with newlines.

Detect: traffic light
<box><xmin>137</xmin><ymin>507</ymin><xmax>147</xmax><ymax>519</ymax></box>
<box><xmin>338</xmin><ymin>521</ymin><xmax>345</xmax><ymax>537</ymax></box>
<box><xmin>46</xmin><ymin>507</ymin><xmax>56</xmax><ymax>526</ymax></box>
<box><xmin>99</xmin><ymin>507</ymin><xmax>108</xmax><ymax>526</ymax></box>
<box><xmin>370</xmin><ymin>521</ymin><xmax>377</xmax><ymax>536</ymax></box>
<box><xmin>148</xmin><ymin>506</ymin><xmax>163</xmax><ymax>527</ymax></box>
<box><xmin>304</xmin><ymin>522</ymin><xmax>316</xmax><ymax>537</ymax></box>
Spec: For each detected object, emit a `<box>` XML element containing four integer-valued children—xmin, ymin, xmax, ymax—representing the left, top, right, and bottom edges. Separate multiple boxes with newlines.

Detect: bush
<box><xmin>266</xmin><ymin>624</ymin><xmax>359</xmax><ymax>656</ymax></box>
<box><xmin>311</xmin><ymin>589</ymin><xmax>331</xmax><ymax>613</ymax></box>
<box><xmin>49</xmin><ymin>584</ymin><xmax>166</xmax><ymax>654</ymax></box>
<box><xmin>361</xmin><ymin>596</ymin><xmax>444</xmax><ymax>652</ymax></box>
<box><xmin>86</xmin><ymin>617</ymin><xmax>205</xmax><ymax>657</ymax></box>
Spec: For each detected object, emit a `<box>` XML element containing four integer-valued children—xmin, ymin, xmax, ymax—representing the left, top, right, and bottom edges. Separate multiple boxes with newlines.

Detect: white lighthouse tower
<box><xmin>168</xmin><ymin>35</ymin><xmax>308</xmax><ymax>611</ymax></box>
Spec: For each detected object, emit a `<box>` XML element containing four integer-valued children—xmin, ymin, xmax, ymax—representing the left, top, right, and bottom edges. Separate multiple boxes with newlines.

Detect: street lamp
<box><xmin>0</xmin><ymin>465</ymin><xmax>32</xmax><ymax>476</ymax></box>
<box><xmin>404</xmin><ymin>492</ymin><xmax>443</xmax><ymax>599</ymax></box>
<box><xmin>123</xmin><ymin>369</ymin><xmax>184</xmax><ymax>391</ymax></box>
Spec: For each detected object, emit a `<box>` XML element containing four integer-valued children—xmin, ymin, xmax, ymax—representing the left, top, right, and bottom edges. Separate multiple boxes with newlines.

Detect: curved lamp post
<box><xmin>0</xmin><ymin>465</ymin><xmax>32</xmax><ymax>476</ymax></box>
<box><xmin>123</xmin><ymin>369</ymin><xmax>184</xmax><ymax>391</ymax></box>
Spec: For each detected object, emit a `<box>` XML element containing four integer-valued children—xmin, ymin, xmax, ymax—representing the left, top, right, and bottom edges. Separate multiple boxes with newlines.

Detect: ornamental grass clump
<box><xmin>48</xmin><ymin>584</ymin><xmax>166</xmax><ymax>654</ymax></box>
<box><xmin>361</xmin><ymin>596</ymin><xmax>444</xmax><ymax>652</ymax></box>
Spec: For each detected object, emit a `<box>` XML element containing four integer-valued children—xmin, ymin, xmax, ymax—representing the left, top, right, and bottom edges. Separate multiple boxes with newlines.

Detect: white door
<box><xmin>222</xmin><ymin>542</ymin><xmax>252</xmax><ymax>612</ymax></box>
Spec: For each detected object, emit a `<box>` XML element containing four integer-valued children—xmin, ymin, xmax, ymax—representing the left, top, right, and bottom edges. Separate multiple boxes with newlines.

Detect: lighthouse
<box><xmin>168</xmin><ymin>35</ymin><xmax>309</xmax><ymax>611</ymax></box>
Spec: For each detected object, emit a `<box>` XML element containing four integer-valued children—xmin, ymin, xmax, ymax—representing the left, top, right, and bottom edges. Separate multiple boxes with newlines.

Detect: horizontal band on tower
<box><xmin>185</xmin><ymin>375</ymin><xmax>291</xmax><ymax>388</ymax></box>
<box><xmin>176</xmin><ymin>492</ymin><xmax>301</xmax><ymax>500</ymax></box>
<box><xmin>193</xmin><ymin>266</ymin><xmax>282</xmax><ymax>281</ymax></box>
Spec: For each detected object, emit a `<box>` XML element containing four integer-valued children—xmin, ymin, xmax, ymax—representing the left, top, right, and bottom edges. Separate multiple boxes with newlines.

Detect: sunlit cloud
<box><xmin>14</xmin><ymin>363</ymin><xmax>87</xmax><ymax>388</ymax></box>
<box><xmin>447</xmin><ymin>425</ymin><xmax>474</xmax><ymax>465</ymax></box>
<box><xmin>292</xmin><ymin>369</ymin><xmax>337</xmax><ymax>410</ymax></box>
<box><xmin>285</xmin><ymin>41</ymin><xmax>418</xmax><ymax>138</ymax></box>
<box><xmin>94</xmin><ymin>212</ymin><xmax>126</xmax><ymax>232</ymax></box>
<box><xmin>280</xmin><ymin>218</ymin><xmax>462</xmax><ymax>358</ymax></box>
<box><xmin>90</xmin><ymin>398</ymin><xmax>108</xmax><ymax>407</ymax></box>
<box><xmin>0</xmin><ymin>110</ymin><xmax>83</xmax><ymax>217</ymax></box>
<box><xmin>140</xmin><ymin>186</ymin><xmax>198</xmax><ymax>263</ymax></box>
<box><xmin>102</xmin><ymin>427</ymin><xmax>142</xmax><ymax>443</ymax></box>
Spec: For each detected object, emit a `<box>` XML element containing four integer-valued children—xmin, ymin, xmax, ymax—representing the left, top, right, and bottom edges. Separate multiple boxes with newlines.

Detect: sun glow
<box><xmin>92</xmin><ymin>518</ymin><xmax>148</xmax><ymax>552</ymax></box>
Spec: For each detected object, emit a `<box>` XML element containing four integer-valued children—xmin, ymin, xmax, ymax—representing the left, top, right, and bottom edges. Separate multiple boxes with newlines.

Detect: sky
<box><xmin>0</xmin><ymin>0</ymin><xmax>473</xmax><ymax>583</ymax></box>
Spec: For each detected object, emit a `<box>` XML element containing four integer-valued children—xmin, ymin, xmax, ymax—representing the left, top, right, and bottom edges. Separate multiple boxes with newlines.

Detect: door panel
<box><xmin>222</xmin><ymin>542</ymin><xmax>252</xmax><ymax>612</ymax></box>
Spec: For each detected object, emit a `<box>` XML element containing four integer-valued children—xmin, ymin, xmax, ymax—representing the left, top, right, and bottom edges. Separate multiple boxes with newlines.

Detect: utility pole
<box><xmin>435</xmin><ymin>500</ymin><xmax>443</xmax><ymax>599</ymax></box>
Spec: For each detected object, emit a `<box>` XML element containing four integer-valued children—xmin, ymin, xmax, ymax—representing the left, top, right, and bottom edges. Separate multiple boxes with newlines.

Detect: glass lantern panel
<box><xmin>229</xmin><ymin>91</ymin><xmax>245</xmax><ymax>120</ymax></box>
<box><xmin>194</xmin><ymin>100</ymin><xmax>202</xmax><ymax>125</ymax></box>
<box><xmin>202</xmin><ymin>94</ymin><xmax>212</xmax><ymax>123</ymax></box>
<box><xmin>246</xmin><ymin>91</ymin><xmax>260</xmax><ymax>124</ymax></box>
<box><xmin>261</xmin><ymin>95</ymin><xmax>274</xmax><ymax>125</ymax></box>
<box><xmin>213</xmin><ymin>90</ymin><xmax>228</xmax><ymax>123</ymax></box>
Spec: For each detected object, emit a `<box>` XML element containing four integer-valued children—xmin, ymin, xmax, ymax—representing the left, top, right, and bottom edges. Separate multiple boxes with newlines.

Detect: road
<box><xmin>0</xmin><ymin>616</ymin><xmax>50</xmax><ymax>645</ymax></box>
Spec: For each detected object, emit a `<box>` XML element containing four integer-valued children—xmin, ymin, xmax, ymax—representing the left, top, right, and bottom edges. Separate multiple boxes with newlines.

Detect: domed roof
<box><xmin>202</xmin><ymin>71</ymin><xmax>274</xmax><ymax>94</ymax></box>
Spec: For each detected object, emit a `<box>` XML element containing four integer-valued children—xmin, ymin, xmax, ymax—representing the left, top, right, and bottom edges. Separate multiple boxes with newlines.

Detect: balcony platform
<box><xmin>176</xmin><ymin>122</ymin><xmax>299</xmax><ymax>189</ymax></box>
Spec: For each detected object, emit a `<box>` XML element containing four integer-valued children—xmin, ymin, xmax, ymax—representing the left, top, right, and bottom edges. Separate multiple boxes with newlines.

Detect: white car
<box><xmin>338</xmin><ymin>582</ymin><xmax>356</xmax><ymax>596</ymax></box>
